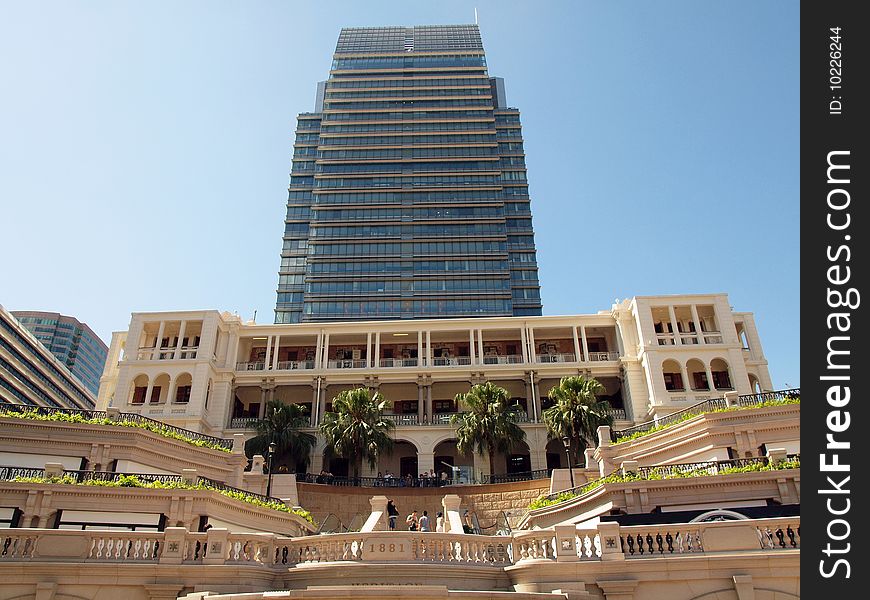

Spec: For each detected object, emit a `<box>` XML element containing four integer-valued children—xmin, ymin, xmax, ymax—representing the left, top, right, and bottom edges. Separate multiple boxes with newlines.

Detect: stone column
<box><xmin>417</xmin><ymin>451</ymin><xmax>435</xmax><ymax>474</ymax></box>
<box><xmin>311</xmin><ymin>384</ymin><xmax>319</xmax><ymax>426</ymax></box>
<box><xmin>476</xmin><ymin>329</ymin><xmax>484</xmax><ymax>364</ymax></box>
<box><xmin>174</xmin><ymin>320</ymin><xmax>187</xmax><ymax>359</ymax></box>
<box><xmin>152</xmin><ymin>320</ymin><xmax>166</xmax><ymax>360</ymax></box>
<box><xmin>425</xmin><ymin>385</ymin><xmax>433</xmax><ymax>422</ymax></box>
<box><xmin>520</xmin><ymin>327</ymin><xmax>529</xmax><ymax>363</ymax></box>
<box><xmin>572</xmin><ymin>326</ymin><xmax>582</xmax><ymax>362</ymax></box>
<box><xmin>361</xmin><ymin>495</ymin><xmax>389</xmax><ymax>532</ymax></box>
<box><xmin>681</xmin><ymin>363</ymin><xmax>691</xmax><ymax>392</ymax></box>
<box><xmin>705</xmin><ymin>363</ymin><xmax>716</xmax><ymax>392</ymax></box>
<box><xmin>366</xmin><ymin>332</ymin><xmax>372</xmax><ymax>367</ymax></box>
<box><xmin>322</xmin><ymin>333</ymin><xmax>330</xmax><ymax>369</ymax></box>
<box><xmin>531</xmin><ymin>373</ymin><xmax>542</xmax><ymax>423</ymax></box>
<box><xmin>668</xmin><ymin>305</ymin><xmax>681</xmax><ymax>345</ymax></box>
<box><xmin>374</xmin><ymin>332</ymin><xmax>380</xmax><ymax>368</ymax></box>
<box><xmin>272</xmin><ymin>335</ymin><xmax>281</xmax><ymax>370</ymax></box>
<box><xmin>167</xmin><ymin>376</ymin><xmax>177</xmax><ymax>405</ymax></box>
<box><xmin>580</xmin><ymin>325</ymin><xmax>589</xmax><ymax>362</ymax></box>
<box><xmin>426</xmin><ymin>330</ymin><xmax>432</xmax><ymax>366</ymax></box>
<box><xmin>259</xmin><ymin>387</ymin><xmax>267</xmax><ymax>418</ymax></box>
<box><xmin>417</xmin><ymin>331</ymin><xmax>424</xmax><ymax>367</ymax></box>
<box><xmin>265</xmin><ymin>335</ymin><xmax>273</xmax><ymax>370</ymax></box>
<box><xmin>442</xmin><ymin>494</ymin><xmax>464</xmax><ymax>534</ymax></box>
<box><xmin>528</xmin><ymin>327</ymin><xmax>537</xmax><ymax>363</ymax></box>
<box><xmin>690</xmin><ymin>304</ymin><xmax>705</xmax><ymax>345</ymax></box>
<box><xmin>469</xmin><ymin>330</ymin><xmax>476</xmax><ymax>364</ymax></box>
<box><xmin>144</xmin><ymin>379</ymin><xmax>155</xmax><ymax>405</ymax></box>
<box><xmin>417</xmin><ymin>383</ymin><xmax>425</xmax><ymax>424</ymax></box>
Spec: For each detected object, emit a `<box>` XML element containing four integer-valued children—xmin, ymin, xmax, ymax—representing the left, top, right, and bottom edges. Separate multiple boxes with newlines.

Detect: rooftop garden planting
<box><xmin>9</xmin><ymin>473</ymin><xmax>315</xmax><ymax>525</ymax></box>
<box><xmin>0</xmin><ymin>406</ymin><xmax>233</xmax><ymax>453</ymax></box>
<box><xmin>528</xmin><ymin>456</ymin><xmax>800</xmax><ymax>510</ymax></box>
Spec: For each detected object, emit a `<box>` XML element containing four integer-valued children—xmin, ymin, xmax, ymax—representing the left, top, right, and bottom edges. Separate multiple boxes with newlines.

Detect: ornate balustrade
<box><xmin>0</xmin><ymin>518</ymin><xmax>799</xmax><ymax>568</ymax></box>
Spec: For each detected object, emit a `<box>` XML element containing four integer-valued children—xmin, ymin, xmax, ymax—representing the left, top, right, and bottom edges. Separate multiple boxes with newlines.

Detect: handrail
<box><xmin>612</xmin><ymin>388</ymin><xmax>800</xmax><ymax>442</ymax></box>
<box><xmin>0</xmin><ymin>401</ymin><xmax>234</xmax><ymax>451</ymax></box>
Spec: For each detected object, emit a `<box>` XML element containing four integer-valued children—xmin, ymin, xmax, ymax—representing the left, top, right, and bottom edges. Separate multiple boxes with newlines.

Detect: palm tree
<box><xmin>245</xmin><ymin>400</ymin><xmax>316</xmax><ymax>471</ymax></box>
<box><xmin>450</xmin><ymin>382</ymin><xmax>526</xmax><ymax>479</ymax></box>
<box><xmin>319</xmin><ymin>387</ymin><xmax>395</xmax><ymax>479</ymax></box>
<box><xmin>542</xmin><ymin>376</ymin><xmax>613</xmax><ymax>461</ymax></box>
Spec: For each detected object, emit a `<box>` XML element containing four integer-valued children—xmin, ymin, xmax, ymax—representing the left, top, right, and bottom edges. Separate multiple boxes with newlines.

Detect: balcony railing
<box><xmin>656</xmin><ymin>332</ymin><xmax>723</xmax><ymax>346</ymax></box>
<box><xmin>233</xmin><ymin>353</ymin><xmax>621</xmax><ymax>373</ymax></box>
<box><xmin>277</xmin><ymin>360</ymin><xmax>316</xmax><ymax>370</ymax></box>
<box><xmin>389</xmin><ymin>413</ymin><xmax>420</xmax><ymax>426</ymax></box>
<box><xmin>588</xmin><ymin>351</ymin><xmax>620</xmax><ymax>361</ymax></box>
<box><xmin>432</xmin><ymin>356</ymin><xmax>472</xmax><ymax>366</ymax></box>
<box><xmin>608</xmin><ymin>408</ymin><xmax>627</xmax><ymax>421</ymax></box>
<box><xmin>236</xmin><ymin>361</ymin><xmax>266</xmax><ymax>371</ymax></box>
<box><xmin>327</xmin><ymin>359</ymin><xmax>368</xmax><ymax>369</ymax></box>
<box><xmin>138</xmin><ymin>346</ymin><xmax>198</xmax><ymax>360</ymax></box>
<box><xmin>379</xmin><ymin>358</ymin><xmax>420</xmax><ymax>368</ymax></box>
<box><xmin>482</xmin><ymin>354</ymin><xmax>524</xmax><ymax>365</ymax></box>
<box><xmin>229</xmin><ymin>417</ymin><xmax>261</xmax><ymax>429</ymax></box>
<box><xmin>536</xmin><ymin>353</ymin><xmax>575</xmax><ymax>364</ymax></box>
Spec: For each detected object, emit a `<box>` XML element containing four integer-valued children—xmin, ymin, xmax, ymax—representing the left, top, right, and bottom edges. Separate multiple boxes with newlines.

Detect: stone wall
<box><xmin>297</xmin><ymin>479</ymin><xmax>550</xmax><ymax>531</ymax></box>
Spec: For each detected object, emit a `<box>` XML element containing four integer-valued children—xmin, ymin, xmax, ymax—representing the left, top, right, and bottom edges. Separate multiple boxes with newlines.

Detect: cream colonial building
<box><xmin>95</xmin><ymin>293</ymin><xmax>773</xmax><ymax>479</ymax></box>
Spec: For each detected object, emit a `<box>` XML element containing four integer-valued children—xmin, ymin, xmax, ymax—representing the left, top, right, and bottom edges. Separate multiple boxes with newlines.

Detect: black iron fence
<box><xmin>483</xmin><ymin>469</ymin><xmax>550</xmax><ymax>484</ymax></box>
<box><xmin>0</xmin><ymin>467</ymin><xmax>283</xmax><ymax>504</ymax></box>
<box><xmin>612</xmin><ymin>388</ymin><xmax>800</xmax><ymax>442</ymax></box>
<box><xmin>297</xmin><ymin>468</ymin><xmax>551</xmax><ymax>488</ymax></box>
<box><xmin>0</xmin><ymin>401</ymin><xmax>234</xmax><ymax>451</ymax></box>
<box><xmin>545</xmin><ymin>454</ymin><xmax>800</xmax><ymax>502</ymax></box>
<box><xmin>296</xmin><ymin>473</ymin><xmax>456</xmax><ymax>488</ymax></box>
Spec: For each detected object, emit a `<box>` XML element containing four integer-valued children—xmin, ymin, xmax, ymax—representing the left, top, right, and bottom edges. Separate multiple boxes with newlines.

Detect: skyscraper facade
<box><xmin>275</xmin><ymin>25</ymin><xmax>542</xmax><ymax>323</ymax></box>
<box><xmin>10</xmin><ymin>310</ymin><xmax>108</xmax><ymax>396</ymax></box>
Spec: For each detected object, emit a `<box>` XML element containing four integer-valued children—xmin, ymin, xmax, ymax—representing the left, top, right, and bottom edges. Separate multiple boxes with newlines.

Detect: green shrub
<box><xmin>10</xmin><ymin>473</ymin><xmax>316</xmax><ymax>526</ymax></box>
<box><xmin>0</xmin><ymin>408</ymin><xmax>231</xmax><ymax>453</ymax></box>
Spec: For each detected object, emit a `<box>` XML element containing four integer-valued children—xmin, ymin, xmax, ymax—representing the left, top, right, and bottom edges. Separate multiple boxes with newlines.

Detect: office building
<box><xmin>276</xmin><ymin>25</ymin><xmax>542</xmax><ymax>323</ymax></box>
<box><xmin>0</xmin><ymin>306</ymin><xmax>96</xmax><ymax>409</ymax></box>
<box><xmin>11</xmin><ymin>310</ymin><xmax>108</xmax><ymax>396</ymax></box>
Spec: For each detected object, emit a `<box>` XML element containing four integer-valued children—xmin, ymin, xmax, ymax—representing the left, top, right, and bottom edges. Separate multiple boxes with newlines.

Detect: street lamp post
<box><xmin>266</xmin><ymin>442</ymin><xmax>277</xmax><ymax>498</ymax></box>
<box><xmin>562</xmin><ymin>436</ymin><xmax>575</xmax><ymax>489</ymax></box>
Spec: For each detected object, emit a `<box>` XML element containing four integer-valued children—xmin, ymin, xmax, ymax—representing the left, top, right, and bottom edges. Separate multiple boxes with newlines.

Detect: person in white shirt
<box><xmin>435</xmin><ymin>511</ymin><xmax>444</xmax><ymax>533</ymax></box>
<box><xmin>419</xmin><ymin>510</ymin><xmax>430</xmax><ymax>532</ymax></box>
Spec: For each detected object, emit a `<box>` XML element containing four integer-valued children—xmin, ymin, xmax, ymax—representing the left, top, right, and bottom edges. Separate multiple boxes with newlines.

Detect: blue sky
<box><xmin>0</xmin><ymin>1</ymin><xmax>799</xmax><ymax>387</ymax></box>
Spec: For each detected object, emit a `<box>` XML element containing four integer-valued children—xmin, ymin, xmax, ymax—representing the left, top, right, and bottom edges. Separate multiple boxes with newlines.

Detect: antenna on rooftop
<box><xmin>252</xmin><ymin>310</ymin><xmax>257</xmax><ymax>324</ymax></box>
<box><xmin>474</xmin><ymin>8</ymin><xmax>479</xmax><ymax>25</ymax></box>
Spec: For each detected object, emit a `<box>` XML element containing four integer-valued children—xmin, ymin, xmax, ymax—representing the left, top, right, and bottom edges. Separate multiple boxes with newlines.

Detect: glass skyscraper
<box><xmin>275</xmin><ymin>25</ymin><xmax>542</xmax><ymax>323</ymax></box>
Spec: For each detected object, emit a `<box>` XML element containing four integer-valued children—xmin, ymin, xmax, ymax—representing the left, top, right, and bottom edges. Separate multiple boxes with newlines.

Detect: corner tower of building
<box><xmin>275</xmin><ymin>25</ymin><xmax>542</xmax><ymax>323</ymax></box>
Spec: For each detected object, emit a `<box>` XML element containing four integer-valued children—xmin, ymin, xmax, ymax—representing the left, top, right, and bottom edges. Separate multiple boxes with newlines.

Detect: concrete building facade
<box><xmin>95</xmin><ymin>293</ymin><xmax>772</xmax><ymax>479</ymax></box>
